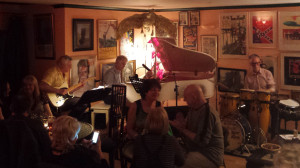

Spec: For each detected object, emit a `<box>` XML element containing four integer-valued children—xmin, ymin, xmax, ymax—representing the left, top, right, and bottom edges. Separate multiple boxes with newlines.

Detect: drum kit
<box><xmin>220</xmin><ymin>89</ymin><xmax>300</xmax><ymax>153</ymax></box>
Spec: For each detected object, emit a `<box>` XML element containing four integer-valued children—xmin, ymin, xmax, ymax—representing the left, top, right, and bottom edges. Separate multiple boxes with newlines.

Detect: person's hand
<box><xmin>57</xmin><ymin>88</ymin><xmax>68</xmax><ymax>95</ymax></box>
<box><xmin>170</xmin><ymin>114</ymin><xmax>186</xmax><ymax>132</ymax></box>
<box><xmin>205</xmin><ymin>71</ymin><xmax>215</xmax><ymax>78</ymax></box>
<box><xmin>144</xmin><ymin>71</ymin><xmax>154</xmax><ymax>79</ymax></box>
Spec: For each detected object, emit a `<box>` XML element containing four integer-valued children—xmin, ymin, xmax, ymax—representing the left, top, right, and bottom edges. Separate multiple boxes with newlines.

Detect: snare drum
<box><xmin>221</xmin><ymin>112</ymin><xmax>251</xmax><ymax>151</ymax></box>
<box><xmin>220</xmin><ymin>93</ymin><xmax>240</xmax><ymax>117</ymax></box>
<box><xmin>240</xmin><ymin>89</ymin><xmax>256</xmax><ymax>101</ymax></box>
<box><xmin>278</xmin><ymin>99</ymin><xmax>300</xmax><ymax>120</ymax></box>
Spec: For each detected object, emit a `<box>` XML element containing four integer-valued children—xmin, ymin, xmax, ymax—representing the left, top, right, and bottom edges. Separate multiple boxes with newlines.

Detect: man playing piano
<box><xmin>170</xmin><ymin>84</ymin><xmax>224</xmax><ymax>168</ymax></box>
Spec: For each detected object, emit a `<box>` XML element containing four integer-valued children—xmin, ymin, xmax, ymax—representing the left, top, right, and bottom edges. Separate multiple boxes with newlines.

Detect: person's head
<box><xmin>58</xmin><ymin>55</ymin><xmax>72</xmax><ymax>73</ymax></box>
<box><xmin>184</xmin><ymin>84</ymin><xmax>206</xmax><ymax>109</ymax></box>
<box><xmin>22</xmin><ymin>75</ymin><xmax>40</xmax><ymax>97</ymax></box>
<box><xmin>145</xmin><ymin>107</ymin><xmax>169</xmax><ymax>135</ymax></box>
<box><xmin>249</xmin><ymin>54</ymin><xmax>261</xmax><ymax>73</ymax></box>
<box><xmin>115</xmin><ymin>55</ymin><xmax>128</xmax><ymax>71</ymax></box>
<box><xmin>51</xmin><ymin>115</ymin><xmax>81</xmax><ymax>153</ymax></box>
<box><xmin>10</xmin><ymin>94</ymin><xmax>31</xmax><ymax>116</ymax></box>
<box><xmin>77</xmin><ymin>59</ymin><xmax>89</xmax><ymax>81</ymax></box>
<box><xmin>140</xmin><ymin>79</ymin><xmax>161</xmax><ymax>100</ymax></box>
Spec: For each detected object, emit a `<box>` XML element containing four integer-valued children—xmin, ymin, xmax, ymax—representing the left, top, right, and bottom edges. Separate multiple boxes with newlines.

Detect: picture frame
<box><xmin>250</xmin><ymin>11</ymin><xmax>277</xmax><ymax>48</ymax></box>
<box><xmin>70</xmin><ymin>55</ymin><xmax>96</xmax><ymax>97</ymax></box>
<box><xmin>217</xmin><ymin>67</ymin><xmax>247</xmax><ymax>93</ymax></box>
<box><xmin>100</xmin><ymin>61</ymin><xmax>115</xmax><ymax>84</ymax></box>
<box><xmin>190</xmin><ymin>11</ymin><xmax>200</xmax><ymax>26</ymax></box>
<box><xmin>261</xmin><ymin>55</ymin><xmax>278</xmax><ymax>86</ymax></box>
<box><xmin>72</xmin><ymin>19</ymin><xmax>94</xmax><ymax>51</ymax></box>
<box><xmin>122</xmin><ymin>60</ymin><xmax>136</xmax><ymax>83</ymax></box>
<box><xmin>179</xmin><ymin>12</ymin><xmax>188</xmax><ymax>26</ymax></box>
<box><xmin>278</xmin><ymin>11</ymin><xmax>300</xmax><ymax>51</ymax></box>
<box><xmin>201</xmin><ymin>35</ymin><xmax>218</xmax><ymax>60</ymax></box>
<box><xmin>33</xmin><ymin>13</ymin><xmax>55</xmax><ymax>59</ymax></box>
<box><xmin>183</xmin><ymin>26</ymin><xmax>197</xmax><ymax>50</ymax></box>
<box><xmin>97</xmin><ymin>20</ymin><xmax>118</xmax><ymax>60</ymax></box>
<box><xmin>120</xmin><ymin>29</ymin><xmax>134</xmax><ymax>57</ymax></box>
<box><xmin>173</xmin><ymin>21</ymin><xmax>179</xmax><ymax>46</ymax></box>
<box><xmin>220</xmin><ymin>12</ymin><xmax>248</xmax><ymax>58</ymax></box>
<box><xmin>280</xmin><ymin>53</ymin><xmax>300</xmax><ymax>90</ymax></box>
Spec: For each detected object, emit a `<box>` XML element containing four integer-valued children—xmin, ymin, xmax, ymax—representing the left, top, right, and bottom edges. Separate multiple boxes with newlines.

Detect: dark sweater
<box><xmin>133</xmin><ymin>134</ymin><xmax>185</xmax><ymax>168</ymax></box>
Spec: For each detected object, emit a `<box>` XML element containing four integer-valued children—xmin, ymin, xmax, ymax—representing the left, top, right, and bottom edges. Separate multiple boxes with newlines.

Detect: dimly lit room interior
<box><xmin>1</xmin><ymin>0</ymin><xmax>300</xmax><ymax>167</ymax></box>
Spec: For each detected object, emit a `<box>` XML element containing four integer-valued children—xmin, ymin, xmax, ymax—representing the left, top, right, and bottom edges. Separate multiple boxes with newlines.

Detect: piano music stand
<box><xmin>71</xmin><ymin>88</ymin><xmax>112</xmax><ymax>121</ymax></box>
<box><xmin>129</xmin><ymin>75</ymin><xmax>144</xmax><ymax>94</ymax></box>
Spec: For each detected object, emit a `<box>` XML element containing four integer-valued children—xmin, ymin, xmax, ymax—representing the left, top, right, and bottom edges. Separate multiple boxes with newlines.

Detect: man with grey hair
<box><xmin>103</xmin><ymin>55</ymin><xmax>128</xmax><ymax>86</ymax></box>
<box><xmin>170</xmin><ymin>84</ymin><xmax>224</xmax><ymax>168</ymax></box>
<box><xmin>244</xmin><ymin>54</ymin><xmax>275</xmax><ymax>92</ymax></box>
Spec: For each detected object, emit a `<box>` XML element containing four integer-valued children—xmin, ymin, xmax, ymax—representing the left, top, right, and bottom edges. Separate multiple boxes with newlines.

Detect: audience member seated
<box><xmin>20</xmin><ymin>75</ymin><xmax>53</xmax><ymax>120</ymax></box>
<box><xmin>49</xmin><ymin>115</ymin><xmax>108</xmax><ymax>168</ymax></box>
<box><xmin>170</xmin><ymin>84</ymin><xmax>224</xmax><ymax>168</ymax></box>
<box><xmin>0</xmin><ymin>80</ymin><xmax>12</xmax><ymax>119</ymax></box>
<box><xmin>133</xmin><ymin>107</ymin><xmax>185</xmax><ymax>168</ymax></box>
<box><xmin>9</xmin><ymin>94</ymin><xmax>52</xmax><ymax>162</ymax></box>
<box><xmin>127</xmin><ymin>79</ymin><xmax>162</xmax><ymax>139</ymax></box>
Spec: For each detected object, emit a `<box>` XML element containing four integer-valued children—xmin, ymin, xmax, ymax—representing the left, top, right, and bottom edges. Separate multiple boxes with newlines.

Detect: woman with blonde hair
<box><xmin>50</xmin><ymin>115</ymin><xmax>108</xmax><ymax>168</ymax></box>
<box><xmin>133</xmin><ymin>107</ymin><xmax>185</xmax><ymax>168</ymax></box>
<box><xmin>21</xmin><ymin>75</ymin><xmax>52</xmax><ymax>119</ymax></box>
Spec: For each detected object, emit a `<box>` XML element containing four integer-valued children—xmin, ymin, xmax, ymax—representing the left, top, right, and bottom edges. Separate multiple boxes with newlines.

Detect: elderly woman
<box><xmin>50</xmin><ymin>115</ymin><xmax>107</xmax><ymax>168</ymax></box>
<box><xmin>20</xmin><ymin>75</ymin><xmax>52</xmax><ymax>119</ymax></box>
<box><xmin>127</xmin><ymin>78</ymin><xmax>162</xmax><ymax>139</ymax></box>
<box><xmin>134</xmin><ymin>107</ymin><xmax>185</xmax><ymax>168</ymax></box>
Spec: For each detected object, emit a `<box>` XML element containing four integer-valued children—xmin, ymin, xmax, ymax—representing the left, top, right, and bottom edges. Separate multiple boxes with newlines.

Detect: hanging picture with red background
<box><xmin>250</xmin><ymin>11</ymin><xmax>277</xmax><ymax>48</ymax></box>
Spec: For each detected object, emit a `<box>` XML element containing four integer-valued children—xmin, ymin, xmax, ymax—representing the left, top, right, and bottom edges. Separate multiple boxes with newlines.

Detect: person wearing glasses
<box><xmin>244</xmin><ymin>54</ymin><xmax>275</xmax><ymax>92</ymax></box>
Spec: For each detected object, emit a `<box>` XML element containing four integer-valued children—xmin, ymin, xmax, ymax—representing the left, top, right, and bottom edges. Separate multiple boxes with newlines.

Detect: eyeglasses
<box><xmin>251</xmin><ymin>62</ymin><xmax>260</xmax><ymax>66</ymax></box>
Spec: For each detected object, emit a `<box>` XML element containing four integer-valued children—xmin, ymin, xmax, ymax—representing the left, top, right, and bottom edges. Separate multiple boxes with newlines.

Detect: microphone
<box><xmin>142</xmin><ymin>64</ymin><xmax>151</xmax><ymax>71</ymax></box>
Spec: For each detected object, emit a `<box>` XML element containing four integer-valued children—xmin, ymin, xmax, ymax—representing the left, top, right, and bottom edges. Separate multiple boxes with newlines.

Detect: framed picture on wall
<box><xmin>97</xmin><ymin>20</ymin><xmax>118</xmax><ymax>60</ymax></box>
<box><xmin>190</xmin><ymin>11</ymin><xmax>200</xmax><ymax>26</ymax></box>
<box><xmin>72</xmin><ymin>19</ymin><xmax>94</xmax><ymax>51</ymax></box>
<box><xmin>278</xmin><ymin>12</ymin><xmax>300</xmax><ymax>51</ymax></box>
<box><xmin>280</xmin><ymin>53</ymin><xmax>300</xmax><ymax>90</ymax></box>
<box><xmin>220</xmin><ymin>12</ymin><xmax>248</xmax><ymax>58</ymax></box>
<box><xmin>70</xmin><ymin>55</ymin><xmax>96</xmax><ymax>97</ymax></box>
<box><xmin>250</xmin><ymin>11</ymin><xmax>277</xmax><ymax>48</ymax></box>
<box><xmin>217</xmin><ymin>67</ymin><xmax>247</xmax><ymax>93</ymax></box>
<box><xmin>100</xmin><ymin>61</ymin><xmax>115</xmax><ymax>84</ymax></box>
<box><xmin>183</xmin><ymin>26</ymin><xmax>197</xmax><ymax>50</ymax></box>
<box><xmin>120</xmin><ymin>29</ymin><xmax>134</xmax><ymax>57</ymax></box>
<box><xmin>34</xmin><ymin>14</ymin><xmax>55</xmax><ymax>59</ymax></box>
<box><xmin>179</xmin><ymin>12</ymin><xmax>188</xmax><ymax>26</ymax></box>
<box><xmin>261</xmin><ymin>55</ymin><xmax>278</xmax><ymax>86</ymax></box>
<box><xmin>122</xmin><ymin>60</ymin><xmax>136</xmax><ymax>83</ymax></box>
<box><xmin>201</xmin><ymin>35</ymin><xmax>218</xmax><ymax>60</ymax></box>
<box><xmin>173</xmin><ymin>21</ymin><xmax>179</xmax><ymax>46</ymax></box>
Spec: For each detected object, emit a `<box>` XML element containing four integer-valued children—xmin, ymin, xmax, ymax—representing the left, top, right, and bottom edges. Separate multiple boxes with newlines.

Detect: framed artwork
<box><xmin>100</xmin><ymin>61</ymin><xmax>115</xmax><ymax>83</ymax></box>
<box><xmin>120</xmin><ymin>29</ymin><xmax>134</xmax><ymax>57</ymax></box>
<box><xmin>261</xmin><ymin>55</ymin><xmax>278</xmax><ymax>85</ymax></box>
<box><xmin>217</xmin><ymin>67</ymin><xmax>247</xmax><ymax>93</ymax></box>
<box><xmin>122</xmin><ymin>60</ymin><xmax>136</xmax><ymax>83</ymax></box>
<box><xmin>97</xmin><ymin>20</ymin><xmax>117</xmax><ymax>60</ymax></box>
<box><xmin>220</xmin><ymin>12</ymin><xmax>248</xmax><ymax>58</ymax></box>
<box><xmin>173</xmin><ymin>21</ymin><xmax>179</xmax><ymax>46</ymax></box>
<box><xmin>34</xmin><ymin>14</ymin><xmax>55</xmax><ymax>59</ymax></box>
<box><xmin>72</xmin><ymin>19</ymin><xmax>94</xmax><ymax>51</ymax></box>
<box><xmin>280</xmin><ymin>53</ymin><xmax>300</xmax><ymax>90</ymax></box>
<box><xmin>250</xmin><ymin>11</ymin><xmax>277</xmax><ymax>48</ymax></box>
<box><xmin>183</xmin><ymin>26</ymin><xmax>197</xmax><ymax>50</ymax></box>
<box><xmin>278</xmin><ymin>12</ymin><xmax>300</xmax><ymax>51</ymax></box>
<box><xmin>70</xmin><ymin>55</ymin><xmax>96</xmax><ymax>97</ymax></box>
<box><xmin>179</xmin><ymin>12</ymin><xmax>188</xmax><ymax>26</ymax></box>
<box><xmin>190</xmin><ymin>11</ymin><xmax>200</xmax><ymax>26</ymax></box>
<box><xmin>201</xmin><ymin>35</ymin><xmax>218</xmax><ymax>60</ymax></box>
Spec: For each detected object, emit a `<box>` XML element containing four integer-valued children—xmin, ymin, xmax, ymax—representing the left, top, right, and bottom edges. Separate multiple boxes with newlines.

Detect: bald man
<box><xmin>170</xmin><ymin>84</ymin><xmax>224</xmax><ymax>168</ymax></box>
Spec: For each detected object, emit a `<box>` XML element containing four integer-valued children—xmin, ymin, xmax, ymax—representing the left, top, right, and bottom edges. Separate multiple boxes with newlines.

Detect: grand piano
<box><xmin>126</xmin><ymin>37</ymin><xmax>217</xmax><ymax>103</ymax></box>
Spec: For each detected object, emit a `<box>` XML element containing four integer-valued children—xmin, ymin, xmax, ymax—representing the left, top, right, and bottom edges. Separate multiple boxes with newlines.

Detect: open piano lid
<box><xmin>150</xmin><ymin>37</ymin><xmax>216</xmax><ymax>73</ymax></box>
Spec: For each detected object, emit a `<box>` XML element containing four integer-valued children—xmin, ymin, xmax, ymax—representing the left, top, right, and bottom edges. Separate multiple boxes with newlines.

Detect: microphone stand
<box><xmin>173</xmin><ymin>73</ymin><xmax>179</xmax><ymax>107</ymax></box>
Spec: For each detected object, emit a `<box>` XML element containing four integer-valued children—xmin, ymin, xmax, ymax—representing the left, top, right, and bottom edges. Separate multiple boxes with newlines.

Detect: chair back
<box><xmin>109</xmin><ymin>84</ymin><xmax>127</xmax><ymax>138</ymax></box>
